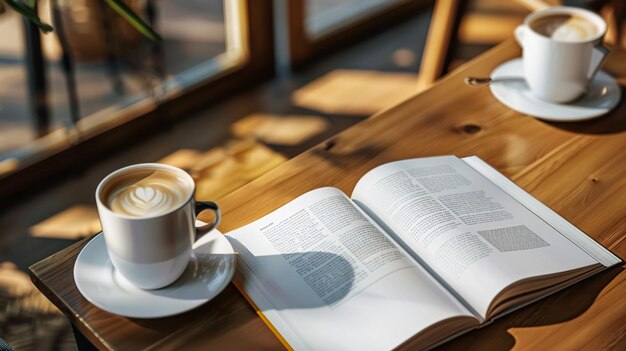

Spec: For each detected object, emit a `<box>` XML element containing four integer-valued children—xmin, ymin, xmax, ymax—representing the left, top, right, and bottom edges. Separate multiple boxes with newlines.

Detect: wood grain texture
<box><xmin>30</xmin><ymin>39</ymin><xmax>626</xmax><ymax>350</ymax></box>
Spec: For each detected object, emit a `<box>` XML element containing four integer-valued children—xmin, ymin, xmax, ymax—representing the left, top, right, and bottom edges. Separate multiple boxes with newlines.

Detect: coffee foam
<box><xmin>530</xmin><ymin>14</ymin><xmax>598</xmax><ymax>42</ymax></box>
<box><xmin>103</xmin><ymin>169</ymin><xmax>190</xmax><ymax>217</ymax></box>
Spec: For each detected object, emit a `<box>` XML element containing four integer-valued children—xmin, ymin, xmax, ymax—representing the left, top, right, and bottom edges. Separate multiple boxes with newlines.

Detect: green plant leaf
<box><xmin>103</xmin><ymin>0</ymin><xmax>161</xmax><ymax>42</ymax></box>
<box><xmin>3</xmin><ymin>0</ymin><xmax>53</xmax><ymax>32</ymax></box>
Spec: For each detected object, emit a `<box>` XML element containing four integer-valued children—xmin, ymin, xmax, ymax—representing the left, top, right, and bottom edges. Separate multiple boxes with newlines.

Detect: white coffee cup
<box><xmin>95</xmin><ymin>163</ymin><xmax>221</xmax><ymax>290</ymax></box>
<box><xmin>515</xmin><ymin>6</ymin><xmax>609</xmax><ymax>103</ymax></box>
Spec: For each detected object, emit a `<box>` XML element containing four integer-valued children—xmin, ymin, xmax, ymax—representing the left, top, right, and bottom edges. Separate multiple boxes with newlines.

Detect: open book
<box><xmin>225</xmin><ymin>156</ymin><xmax>620</xmax><ymax>350</ymax></box>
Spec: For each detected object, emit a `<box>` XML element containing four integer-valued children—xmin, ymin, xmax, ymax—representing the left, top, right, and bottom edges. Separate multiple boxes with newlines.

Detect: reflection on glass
<box><xmin>0</xmin><ymin>9</ymin><xmax>37</xmax><ymax>156</ymax></box>
<box><xmin>306</xmin><ymin>0</ymin><xmax>410</xmax><ymax>37</ymax></box>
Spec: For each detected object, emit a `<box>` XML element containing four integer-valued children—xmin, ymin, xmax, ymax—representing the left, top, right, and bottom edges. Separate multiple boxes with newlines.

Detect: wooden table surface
<box><xmin>30</xmin><ymin>39</ymin><xmax>626</xmax><ymax>350</ymax></box>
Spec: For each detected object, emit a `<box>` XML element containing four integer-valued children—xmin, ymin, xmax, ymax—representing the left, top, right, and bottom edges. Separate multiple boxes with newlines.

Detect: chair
<box><xmin>416</xmin><ymin>0</ymin><xmax>623</xmax><ymax>90</ymax></box>
<box><xmin>416</xmin><ymin>0</ymin><xmax>466</xmax><ymax>91</ymax></box>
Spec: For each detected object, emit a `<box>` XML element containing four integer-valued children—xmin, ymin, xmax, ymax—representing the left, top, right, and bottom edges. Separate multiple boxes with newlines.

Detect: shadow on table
<box><xmin>129</xmin><ymin>251</ymin><xmax>356</xmax><ymax>335</ymax></box>
<box><xmin>541</xmin><ymin>86</ymin><xmax>626</xmax><ymax>135</ymax></box>
<box><xmin>435</xmin><ymin>265</ymin><xmax>624</xmax><ymax>350</ymax></box>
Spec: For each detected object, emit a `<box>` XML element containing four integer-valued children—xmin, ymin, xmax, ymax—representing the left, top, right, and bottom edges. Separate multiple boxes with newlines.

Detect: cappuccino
<box><xmin>95</xmin><ymin>163</ymin><xmax>220</xmax><ymax>289</ymax></box>
<box><xmin>530</xmin><ymin>14</ymin><xmax>599</xmax><ymax>42</ymax></box>
<box><xmin>101</xmin><ymin>169</ymin><xmax>191</xmax><ymax>217</ymax></box>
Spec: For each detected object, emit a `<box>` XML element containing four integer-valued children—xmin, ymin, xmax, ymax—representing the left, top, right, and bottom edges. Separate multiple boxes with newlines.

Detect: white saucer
<box><xmin>74</xmin><ymin>229</ymin><xmax>236</xmax><ymax>318</ymax></box>
<box><xmin>489</xmin><ymin>58</ymin><xmax>622</xmax><ymax>122</ymax></box>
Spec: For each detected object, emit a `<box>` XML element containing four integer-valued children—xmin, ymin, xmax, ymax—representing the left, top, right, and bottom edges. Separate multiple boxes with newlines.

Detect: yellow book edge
<box><xmin>232</xmin><ymin>277</ymin><xmax>294</xmax><ymax>351</ymax></box>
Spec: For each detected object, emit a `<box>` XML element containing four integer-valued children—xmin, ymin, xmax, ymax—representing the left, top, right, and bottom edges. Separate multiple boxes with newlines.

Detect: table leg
<box><xmin>72</xmin><ymin>325</ymin><xmax>98</xmax><ymax>351</ymax></box>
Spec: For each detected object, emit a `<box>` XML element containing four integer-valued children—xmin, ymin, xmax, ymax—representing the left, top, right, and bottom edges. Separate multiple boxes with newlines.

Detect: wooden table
<box><xmin>30</xmin><ymin>39</ymin><xmax>626</xmax><ymax>350</ymax></box>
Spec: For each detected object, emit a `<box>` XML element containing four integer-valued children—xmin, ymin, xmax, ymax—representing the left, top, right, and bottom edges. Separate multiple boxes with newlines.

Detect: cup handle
<box><xmin>194</xmin><ymin>201</ymin><xmax>221</xmax><ymax>241</ymax></box>
<box><xmin>514</xmin><ymin>25</ymin><xmax>525</xmax><ymax>47</ymax></box>
<box><xmin>588</xmin><ymin>44</ymin><xmax>610</xmax><ymax>79</ymax></box>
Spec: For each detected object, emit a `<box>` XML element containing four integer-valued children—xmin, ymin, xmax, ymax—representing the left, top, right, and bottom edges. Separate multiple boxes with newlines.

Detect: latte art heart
<box><xmin>130</xmin><ymin>186</ymin><xmax>165</xmax><ymax>210</ymax></box>
<box><xmin>104</xmin><ymin>170</ymin><xmax>190</xmax><ymax>217</ymax></box>
<box><xmin>126</xmin><ymin>185</ymin><xmax>168</xmax><ymax>212</ymax></box>
<box><xmin>134</xmin><ymin>186</ymin><xmax>157</xmax><ymax>205</ymax></box>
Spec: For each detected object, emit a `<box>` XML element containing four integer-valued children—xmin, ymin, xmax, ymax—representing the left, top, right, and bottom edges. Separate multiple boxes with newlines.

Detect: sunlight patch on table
<box><xmin>292</xmin><ymin>69</ymin><xmax>418</xmax><ymax>116</ymax></box>
<box><xmin>232</xmin><ymin>113</ymin><xmax>328</xmax><ymax>145</ymax></box>
<box><xmin>158</xmin><ymin>148</ymin><xmax>203</xmax><ymax>170</ymax></box>
<box><xmin>30</xmin><ymin>205</ymin><xmax>101</xmax><ymax>239</ymax></box>
<box><xmin>193</xmin><ymin>139</ymin><xmax>286</xmax><ymax>200</ymax></box>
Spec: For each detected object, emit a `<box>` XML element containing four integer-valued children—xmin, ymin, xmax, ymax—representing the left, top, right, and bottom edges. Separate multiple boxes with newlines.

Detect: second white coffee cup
<box><xmin>95</xmin><ymin>163</ymin><xmax>221</xmax><ymax>290</ymax></box>
<box><xmin>515</xmin><ymin>6</ymin><xmax>609</xmax><ymax>103</ymax></box>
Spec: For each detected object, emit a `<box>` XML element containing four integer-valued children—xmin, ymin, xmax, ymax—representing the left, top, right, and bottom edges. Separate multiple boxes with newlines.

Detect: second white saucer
<box><xmin>489</xmin><ymin>58</ymin><xmax>621</xmax><ymax>122</ymax></box>
<box><xmin>74</xmin><ymin>229</ymin><xmax>236</xmax><ymax>318</ymax></box>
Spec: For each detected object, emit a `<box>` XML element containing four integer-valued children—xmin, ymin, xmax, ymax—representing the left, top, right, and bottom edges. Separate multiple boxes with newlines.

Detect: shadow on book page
<box><xmin>234</xmin><ymin>250</ymin><xmax>360</xmax><ymax>310</ymax></box>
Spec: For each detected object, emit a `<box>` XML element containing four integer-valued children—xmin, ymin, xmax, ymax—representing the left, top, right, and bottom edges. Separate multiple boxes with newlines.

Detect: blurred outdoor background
<box><xmin>0</xmin><ymin>0</ymin><xmax>624</xmax><ymax>349</ymax></box>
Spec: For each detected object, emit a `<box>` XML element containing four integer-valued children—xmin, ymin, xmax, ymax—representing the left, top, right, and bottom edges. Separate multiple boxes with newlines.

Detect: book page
<box><xmin>352</xmin><ymin>156</ymin><xmax>599</xmax><ymax>318</ymax></box>
<box><xmin>463</xmin><ymin>156</ymin><xmax>621</xmax><ymax>267</ymax></box>
<box><xmin>227</xmin><ymin>187</ymin><xmax>476</xmax><ymax>351</ymax></box>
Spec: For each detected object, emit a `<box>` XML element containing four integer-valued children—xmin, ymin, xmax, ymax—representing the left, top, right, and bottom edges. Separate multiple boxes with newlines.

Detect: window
<box><xmin>306</xmin><ymin>0</ymin><xmax>412</xmax><ymax>37</ymax></box>
<box><xmin>285</xmin><ymin>0</ymin><xmax>430</xmax><ymax>66</ymax></box>
<box><xmin>0</xmin><ymin>0</ymin><xmax>274</xmax><ymax>198</ymax></box>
